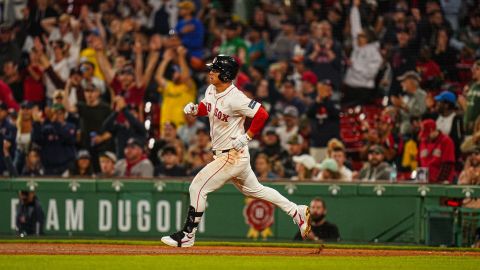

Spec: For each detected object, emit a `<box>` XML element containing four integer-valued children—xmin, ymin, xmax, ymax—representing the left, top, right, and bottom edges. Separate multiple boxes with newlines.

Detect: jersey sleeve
<box><xmin>231</xmin><ymin>91</ymin><xmax>261</xmax><ymax>118</ymax></box>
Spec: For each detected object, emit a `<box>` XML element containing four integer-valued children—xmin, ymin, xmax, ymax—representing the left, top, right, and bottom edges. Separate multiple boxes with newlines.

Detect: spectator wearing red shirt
<box><xmin>0</xmin><ymin>79</ymin><xmax>19</xmax><ymax>111</ymax></box>
<box><xmin>419</xmin><ymin>119</ymin><xmax>456</xmax><ymax>183</ymax></box>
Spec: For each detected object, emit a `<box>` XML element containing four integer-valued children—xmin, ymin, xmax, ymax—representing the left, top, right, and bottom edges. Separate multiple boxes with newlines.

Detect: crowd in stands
<box><xmin>0</xmin><ymin>0</ymin><xmax>479</xmax><ymax>184</ymax></box>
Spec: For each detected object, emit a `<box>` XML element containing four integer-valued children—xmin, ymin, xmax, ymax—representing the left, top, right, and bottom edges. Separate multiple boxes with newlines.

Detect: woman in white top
<box><xmin>14</xmin><ymin>102</ymin><xmax>34</xmax><ymax>172</ymax></box>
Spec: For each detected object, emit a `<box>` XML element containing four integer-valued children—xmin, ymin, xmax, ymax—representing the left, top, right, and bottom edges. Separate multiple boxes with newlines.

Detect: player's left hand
<box><xmin>232</xmin><ymin>134</ymin><xmax>251</xmax><ymax>151</ymax></box>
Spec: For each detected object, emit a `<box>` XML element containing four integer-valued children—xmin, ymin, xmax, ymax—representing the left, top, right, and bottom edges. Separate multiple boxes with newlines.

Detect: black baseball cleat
<box><xmin>161</xmin><ymin>229</ymin><xmax>196</xmax><ymax>248</ymax></box>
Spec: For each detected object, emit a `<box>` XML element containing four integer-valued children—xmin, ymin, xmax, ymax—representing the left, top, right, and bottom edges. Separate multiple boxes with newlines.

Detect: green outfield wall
<box><xmin>1</xmin><ymin>178</ymin><xmax>479</xmax><ymax>245</ymax></box>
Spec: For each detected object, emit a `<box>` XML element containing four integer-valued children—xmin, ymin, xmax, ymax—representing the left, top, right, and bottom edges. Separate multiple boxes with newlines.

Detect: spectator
<box><xmin>418</xmin><ymin>119</ymin><xmax>456</xmax><ymax>183</ymax></box>
<box><xmin>343</xmin><ymin>3</ymin><xmax>383</xmax><ymax>106</ymax></box>
<box><xmin>16</xmin><ymin>190</ymin><xmax>45</xmax><ymax>236</ymax></box>
<box><xmin>96</xmin><ymin>37</ymin><xmax>147</xmax><ymax>112</ymax></box>
<box><xmin>32</xmin><ymin>103</ymin><xmax>76</xmax><ymax>175</ymax></box>
<box><xmin>0</xmin><ymin>101</ymin><xmax>16</xmax><ymax>175</ymax></box>
<box><xmin>461</xmin><ymin>116</ymin><xmax>480</xmax><ymax>154</ymax></box>
<box><xmin>246</xmin><ymin>27</ymin><xmax>268</xmax><ymax>70</ymax></box>
<box><xmin>97</xmin><ymin>151</ymin><xmax>118</xmax><ymax>178</ymax></box>
<box><xmin>294</xmin><ymin>197</ymin><xmax>339</xmax><ymax>242</ymax></box>
<box><xmin>377</xmin><ymin>114</ymin><xmax>403</xmax><ymax>164</ymax></box>
<box><xmin>14</xmin><ymin>101</ymin><xmax>34</xmax><ymax>172</ymax></box>
<box><xmin>65</xmin><ymin>82</ymin><xmax>113</xmax><ymax>172</ymax></box>
<box><xmin>101</xmin><ymin>96</ymin><xmax>147</xmax><ymax>159</ymax></box>
<box><xmin>2</xmin><ymin>60</ymin><xmax>23</xmax><ymax>103</ymax></box>
<box><xmin>23</xmin><ymin>45</ymin><xmax>46</xmax><ymax>107</ymax></box>
<box><xmin>178</xmin><ymin>115</ymin><xmax>206</xmax><ymax>146</ymax></box>
<box><xmin>461</xmin><ymin>60</ymin><xmax>480</xmax><ymax>135</ymax></box>
<box><xmin>254</xmin><ymin>153</ymin><xmax>278</xmax><ymax>181</ymax></box>
<box><xmin>300</xmin><ymin>71</ymin><xmax>318</xmax><ymax>106</ymax></box>
<box><xmin>388</xmin><ymin>29</ymin><xmax>418</xmax><ymax>97</ymax></box>
<box><xmin>266</xmin><ymin>19</ymin><xmax>296</xmax><ymax>62</ymax></box>
<box><xmin>432</xmin><ymin>28</ymin><xmax>458</xmax><ymax>81</ymax></box>
<box><xmin>186</xmin><ymin>128</ymin><xmax>212</xmax><ymax>175</ymax></box>
<box><xmin>44</xmin><ymin>40</ymin><xmax>71</xmax><ymax>100</ymax></box>
<box><xmin>306</xmin><ymin>21</ymin><xmax>342</xmax><ymax>89</ymax></box>
<box><xmin>434</xmin><ymin>91</ymin><xmax>464</xmax><ymax>164</ymax></box>
<box><xmin>278</xmin><ymin>135</ymin><xmax>306</xmax><ymax>178</ymax></box>
<box><xmin>274</xmin><ymin>80</ymin><xmax>305</xmax><ymax>115</ymax></box>
<box><xmin>416</xmin><ymin>46</ymin><xmax>442</xmax><ymax>90</ymax></box>
<box><xmin>291</xmin><ymin>154</ymin><xmax>316</xmax><ymax>181</ymax></box>
<box><xmin>78</xmin><ymin>60</ymin><xmax>106</xmax><ymax>97</ymax></box>
<box><xmin>276</xmin><ymin>106</ymin><xmax>299</xmax><ymax>150</ymax></box>
<box><xmin>314</xmin><ymin>158</ymin><xmax>341</xmax><ymax>181</ymax></box>
<box><xmin>175</xmin><ymin>1</ymin><xmax>205</xmax><ymax>59</ymax></box>
<box><xmin>307</xmin><ymin>80</ymin><xmax>340</xmax><ymax>162</ymax></box>
<box><xmin>155</xmin><ymin>47</ymin><xmax>196</xmax><ymax>129</ymax></box>
<box><xmin>155</xmin><ymin>146</ymin><xmax>186</xmax><ymax>177</ymax></box>
<box><xmin>458</xmin><ymin>146</ymin><xmax>480</xmax><ymax>185</ymax></box>
<box><xmin>0</xmin><ymin>79</ymin><xmax>19</xmax><ymax>111</ymax></box>
<box><xmin>115</xmin><ymin>137</ymin><xmax>154</xmax><ymax>178</ymax></box>
<box><xmin>64</xmin><ymin>67</ymin><xmax>85</xmax><ymax>107</ymax></box>
<box><xmin>357</xmin><ymin>145</ymin><xmax>392</xmax><ymax>181</ymax></box>
<box><xmin>20</xmin><ymin>148</ymin><xmax>45</xmax><ymax>177</ymax></box>
<box><xmin>63</xmin><ymin>150</ymin><xmax>95</xmax><ymax>178</ymax></box>
<box><xmin>218</xmin><ymin>21</ymin><xmax>248</xmax><ymax>65</ymax></box>
<box><xmin>330</xmin><ymin>146</ymin><xmax>353</xmax><ymax>182</ymax></box>
<box><xmin>391</xmin><ymin>71</ymin><xmax>427</xmax><ymax>136</ymax></box>
<box><xmin>0</xmin><ymin>23</ymin><xmax>21</xmax><ymax>74</ymax></box>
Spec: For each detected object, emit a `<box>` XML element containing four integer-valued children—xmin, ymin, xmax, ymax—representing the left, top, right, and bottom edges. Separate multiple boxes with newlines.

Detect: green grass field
<box><xmin>0</xmin><ymin>239</ymin><xmax>479</xmax><ymax>270</ymax></box>
<box><xmin>1</xmin><ymin>255</ymin><xmax>479</xmax><ymax>270</ymax></box>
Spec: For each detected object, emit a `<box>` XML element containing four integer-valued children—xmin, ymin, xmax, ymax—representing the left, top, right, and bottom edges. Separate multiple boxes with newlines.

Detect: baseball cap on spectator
<box><xmin>76</xmin><ymin>150</ymin><xmax>91</xmax><ymax>160</ymax></box>
<box><xmin>126</xmin><ymin>137</ymin><xmax>145</xmax><ymax>149</ymax></box>
<box><xmin>262</xmin><ymin>126</ymin><xmax>278</xmax><ymax>136</ymax></box>
<box><xmin>397</xmin><ymin>71</ymin><xmax>421</xmax><ymax>82</ymax></box>
<box><xmin>161</xmin><ymin>146</ymin><xmax>177</xmax><ymax>156</ymax></box>
<box><xmin>292</xmin><ymin>154</ymin><xmax>317</xmax><ymax>170</ymax></box>
<box><xmin>53</xmin><ymin>90</ymin><xmax>64</xmax><ymax>100</ymax></box>
<box><xmin>301</xmin><ymin>71</ymin><xmax>318</xmax><ymax>85</ymax></box>
<box><xmin>315</xmin><ymin>158</ymin><xmax>339</xmax><ymax>172</ymax></box>
<box><xmin>83</xmin><ymin>81</ymin><xmax>99</xmax><ymax>92</ymax></box>
<box><xmin>419</xmin><ymin>119</ymin><xmax>437</xmax><ymax>139</ymax></box>
<box><xmin>100</xmin><ymin>151</ymin><xmax>117</xmax><ymax>163</ymax></box>
<box><xmin>225</xmin><ymin>21</ymin><xmax>239</xmax><ymax>30</ymax></box>
<box><xmin>283</xmin><ymin>106</ymin><xmax>299</xmax><ymax>118</ymax></box>
<box><xmin>434</xmin><ymin>91</ymin><xmax>456</xmax><ymax>104</ymax></box>
<box><xmin>20</xmin><ymin>101</ymin><xmax>33</xmax><ymax>109</ymax></box>
<box><xmin>287</xmin><ymin>135</ymin><xmax>304</xmax><ymax>145</ymax></box>
<box><xmin>368</xmin><ymin>144</ymin><xmax>385</xmax><ymax>154</ymax></box>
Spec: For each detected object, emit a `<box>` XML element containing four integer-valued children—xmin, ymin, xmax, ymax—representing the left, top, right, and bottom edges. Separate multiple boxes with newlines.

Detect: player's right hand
<box><xmin>184</xmin><ymin>102</ymin><xmax>198</xmax><ymax>116</ymax></box>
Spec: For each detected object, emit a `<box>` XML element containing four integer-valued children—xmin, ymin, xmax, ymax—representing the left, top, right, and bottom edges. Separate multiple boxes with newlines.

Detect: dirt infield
<box><xmin>0</xmin><ymin>243</ymin><xmax>479</xmax><ymax>256</ymax></box>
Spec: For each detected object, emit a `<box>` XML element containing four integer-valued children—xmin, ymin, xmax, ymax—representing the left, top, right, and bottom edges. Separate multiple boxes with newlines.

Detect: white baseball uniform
<box><xmin>189</xmin><ymin>83</ymin><xmax>297</xmax><ymax>218</ymax></box>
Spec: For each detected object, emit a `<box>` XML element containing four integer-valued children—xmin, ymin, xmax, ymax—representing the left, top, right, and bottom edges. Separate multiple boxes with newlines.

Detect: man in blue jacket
<box><xmin>31</xmin><ymin>104</ymin><xmax>76</xmax><ymax>175</ymax></box>
<box><xmin>0</xmin><ymin>101</ymin><xmax>16</xmax><ymax>175</ymax></box>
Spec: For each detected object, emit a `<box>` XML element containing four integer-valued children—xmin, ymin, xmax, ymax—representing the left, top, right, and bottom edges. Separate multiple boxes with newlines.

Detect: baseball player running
<box><xmin>161</xmin><ymin>55</ymin><xmax>311</xmax><ymax>247</ymax></box>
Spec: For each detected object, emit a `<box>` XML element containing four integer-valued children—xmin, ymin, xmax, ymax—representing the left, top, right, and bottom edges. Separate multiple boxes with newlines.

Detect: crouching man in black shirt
<box><xmin>294</xmin><ymin>197</ymin><xmax>339</xmax><ymax>241</ymax></box>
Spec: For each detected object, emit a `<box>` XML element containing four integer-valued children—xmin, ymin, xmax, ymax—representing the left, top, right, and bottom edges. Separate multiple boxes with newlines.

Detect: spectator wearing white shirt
<box><xmin>276</xmin><ymin>106</ymin><xmax>299</xmax><ymax>151</ymax></box>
